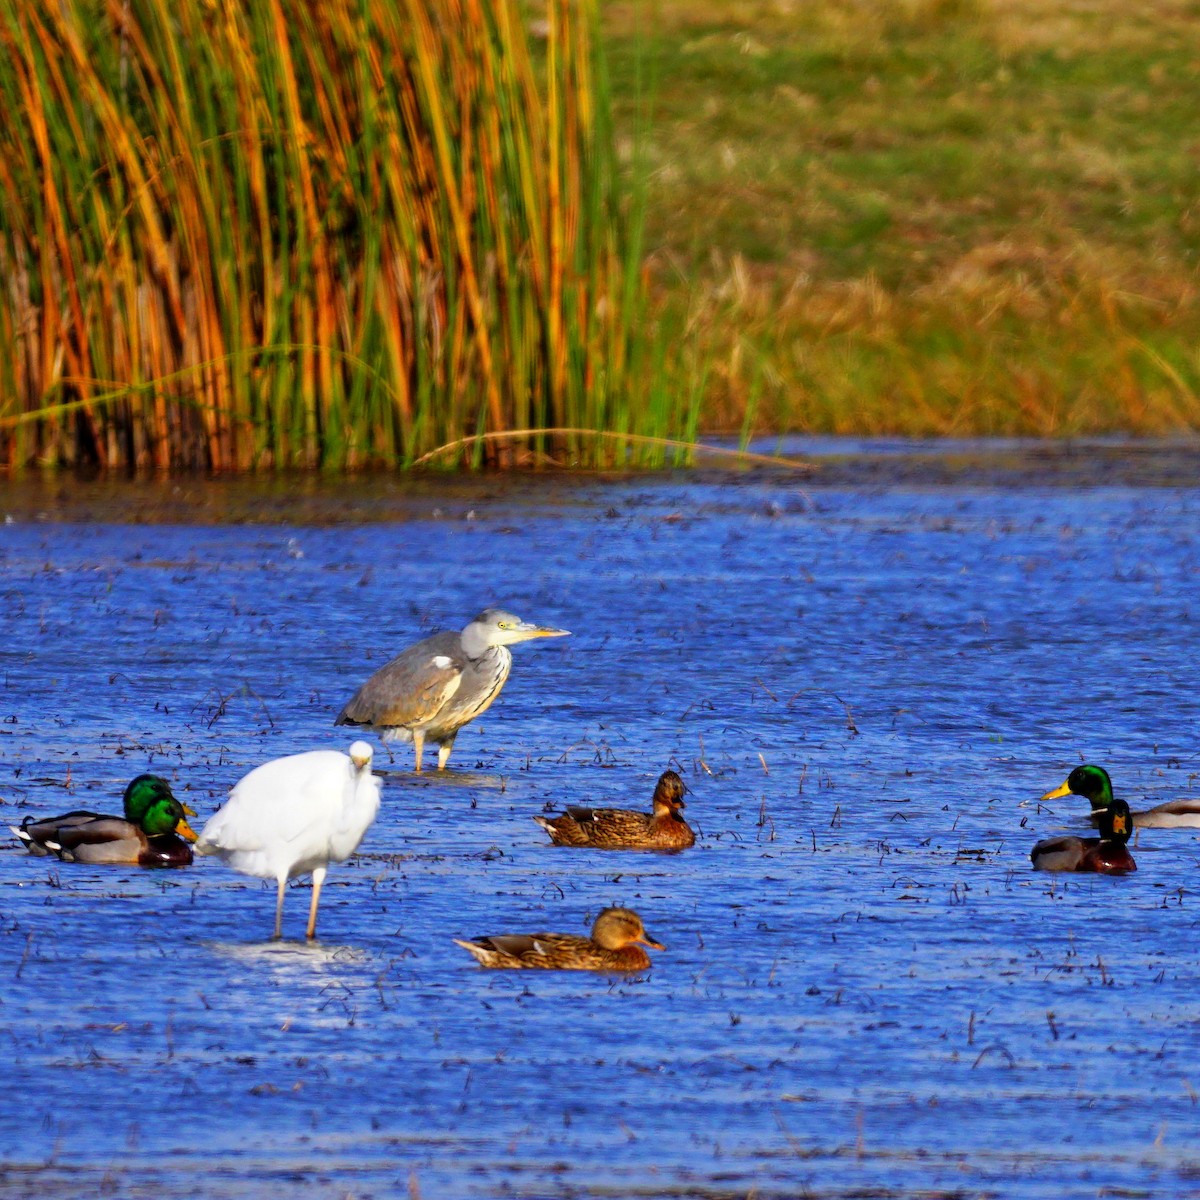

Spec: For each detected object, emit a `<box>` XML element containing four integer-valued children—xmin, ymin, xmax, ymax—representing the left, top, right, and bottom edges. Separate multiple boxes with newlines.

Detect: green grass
<box><xmin>602</xmin><ymin>0</ymin><xmax>1200</xmax><ymax>433</ymax></box>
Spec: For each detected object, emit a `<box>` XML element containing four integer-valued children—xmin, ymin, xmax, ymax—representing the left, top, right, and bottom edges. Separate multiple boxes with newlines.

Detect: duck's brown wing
<box><xmin>49</xmin><ymin>818</ymin><xmax>147</xmax><ymax>864</ymax></box>
<box><xmin>336</xmin><ymin>632</ymin><xmax>464</xmax><ymax>729</ymax></box>
<box><xmin>12</xmin><ymin>810</ymin><xmax>109</xmax><ymax>854</ymax></box>
<box><xmin>532</xmin><ymin>814</ymin><xmax>588</xmax><ymax>845</ymax></box>
<box><xmin>1030</xmin><ymin>834</ymin><xmax>1090</xmax><ymax>872</ymax></box>
<box><xmin>567</xmin><ymin>807</ymin><xmax>653</xmax><ymax>847</ymax></box>
<box><xmin>475</xmin><ymin>934</ymin><xmax>546</xmax><ymax>957</ymax></box>
<box><xmin>508</xmin><ymin>933</ymin><xmax>594</xmax><ymax>967</ymax></box>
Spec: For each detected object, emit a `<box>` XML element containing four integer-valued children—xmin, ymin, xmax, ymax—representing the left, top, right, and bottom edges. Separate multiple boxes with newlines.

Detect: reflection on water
<box><xmin>3</xmin><ymin>448</ymin><xmax>1200</xmax><ymax>1197</ymax></box>
<box><xmin>204</xmin><ymin>937</ymin><xmax>375</xmax><ymax>979</ymax></box>
<box><xmin>204</xmin><ymin>939</ymin><xmax>379</xmax><ymax>1030</ymax></box>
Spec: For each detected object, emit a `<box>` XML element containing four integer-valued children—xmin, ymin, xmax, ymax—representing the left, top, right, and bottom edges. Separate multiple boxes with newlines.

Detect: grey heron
<box><xmin>335</xmin><ymin>608</ymin><xmax>570</xmax><ymax>772</ymax></box>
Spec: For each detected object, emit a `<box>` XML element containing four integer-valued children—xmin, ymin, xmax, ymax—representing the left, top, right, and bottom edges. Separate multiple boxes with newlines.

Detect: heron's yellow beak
<box><xmin>175</xmin><ymin>818</ymin><xmax>199</xmax><ymax>842</ymax></box>
<box><xmin>1040</xmin><ymin>780</ymin><xmax>1072</xmax><ymax>801</ymax></box>
<box><xmin>515</xmin><ymin>623</ymin><xmax>570</xmax><ymax>640</ymax></box>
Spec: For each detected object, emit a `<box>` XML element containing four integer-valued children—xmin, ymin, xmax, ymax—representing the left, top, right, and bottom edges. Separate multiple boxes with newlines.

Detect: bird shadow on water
<box><xmin>373</xmin><ymin>768</ymin><xmax>508</xmax><ymax>790</ymax></box>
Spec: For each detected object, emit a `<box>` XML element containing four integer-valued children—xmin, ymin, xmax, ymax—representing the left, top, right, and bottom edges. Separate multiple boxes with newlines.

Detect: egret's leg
<box><xmin>306</xmin><ymin>866</ymin><xmax>327</xmax><ymax>940</ymax></box>
<box><xmin>273</xmin><ymin>877</ymin><xmax>287</xmax><ymax>940</ymax></box>
<box><xmin>412</xmin><ymin>729</ymin><xmax>425</xmax><ymax>773</ymax></box>
<box><xmin>437</xmin><ymin>738</ymin><xmax>455</xmax><ymax>771</ymax></box>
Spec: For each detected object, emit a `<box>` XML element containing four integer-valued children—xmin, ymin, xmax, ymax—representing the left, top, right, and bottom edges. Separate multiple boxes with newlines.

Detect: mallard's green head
<box><xmin>140</xmin><ymin>796</ymin><xmax>199</xmax><ymax>842</ymax></box>
<box><xmin>1041</xmin><ymin>764</ymin><xmax>1114</xmax><ymax>811</ymax></box>
<box><xmin>1098</xmin><ymin>798</ymin><xmax>1133</xmax><ymax>844</ymax></box>
<box><xmin>123</xmin><ymin>774</ymin><xmax>196</xmax><ymax>822</ymax></box>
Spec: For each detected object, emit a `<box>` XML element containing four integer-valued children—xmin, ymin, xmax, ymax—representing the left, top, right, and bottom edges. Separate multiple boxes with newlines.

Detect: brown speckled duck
<box><xmin>1030</xmin><ymin>799</ymin><xmax>1136</xmax><ymax>875</ymax></box>
<box><xmin>533</xmin><ymin>770</ymin><xmax>695</xmax><ymax>850</ymax></box>
<box><xmin>454</xmin><ymin>906</ymin><xmax>665</xmax><ymax>971</ymax></box>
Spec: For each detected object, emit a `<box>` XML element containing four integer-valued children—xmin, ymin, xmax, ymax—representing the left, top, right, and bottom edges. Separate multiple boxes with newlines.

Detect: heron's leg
<box><xmin>273</xmin><ymin>876</ymin><xmax>287</xmax><ymax>941</ymax></box>
<box><xmin>437</xmin><ymin>737</ymin><xmax>455</xmax><ymax>771</ymax></box>
<box><xmin>306</xmin><ymin>866</ymin><xmax>327</xmax><ymax>940</ymax></box>
<box><xmin>412</xmin><ymin>729</ymin><xmax>425</xmax><ymax>773</ymax></box>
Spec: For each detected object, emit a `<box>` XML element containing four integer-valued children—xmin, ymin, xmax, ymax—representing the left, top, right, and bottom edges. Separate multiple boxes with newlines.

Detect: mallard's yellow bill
<box><xmin>181</xmin><ymin>802</ymin><xmax>197</xmax><ymax>817</ymax></box>
<box><xmin>176</xmin><ymin>818</ymin><xmax>200</xmax><ymax>842</ymax></box>
<box><xmin>1040</xmin><ymin>781</ymin><xmax>1072</xmax><ymax>801</ymax></box>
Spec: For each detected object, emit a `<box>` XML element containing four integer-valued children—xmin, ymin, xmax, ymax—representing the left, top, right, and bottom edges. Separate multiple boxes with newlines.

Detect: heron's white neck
<box><xmin>461</xmin><ymin>621</ymin><xmax>497</xmax><ymax>659</ymax></box>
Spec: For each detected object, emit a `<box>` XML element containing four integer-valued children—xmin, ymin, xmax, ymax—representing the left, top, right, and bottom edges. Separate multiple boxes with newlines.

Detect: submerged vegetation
<box><xmin>0</xmin><ymin>0</ymin><xmax>696</xmax><ymax>469</ymax></box>
<box><xmin>1</xmin><ymin>0</ymin><xmax>1198</xmax><ymax>471</ymax></box>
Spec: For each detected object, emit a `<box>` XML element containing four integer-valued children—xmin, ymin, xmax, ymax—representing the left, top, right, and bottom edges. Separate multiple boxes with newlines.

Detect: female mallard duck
<box><xmin>454</xmin><ymin>906</ymin><xmax>665</xmax><ymax>971</ymax></box>
<box><xmin>1042</xmin><ymin>764</ymin><xmax>1200</xmax><ymax>829</ymax></box>
<box><xmin>1030</xmin><ymin>799</ymin><xmax>1136</xmax><ymax>874</ymax></box>
<box><xmin>533</xmin><ymin>770</ymin><xmax>694</xmax><ymax>850</ymax></box>
<box><xmin>10</xmin><ymin>775</ymin><xmax>198</xmax><ymax>863</ymax></box>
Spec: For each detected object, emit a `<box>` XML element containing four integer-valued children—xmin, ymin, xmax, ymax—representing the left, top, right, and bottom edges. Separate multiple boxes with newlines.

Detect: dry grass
<box><xmin>604</xmin><ymin>0</ymin><xmax>1200</xmax><ymax>435</ymax></box>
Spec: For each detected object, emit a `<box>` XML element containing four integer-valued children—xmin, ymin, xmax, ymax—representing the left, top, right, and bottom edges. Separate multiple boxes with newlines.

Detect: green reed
<box><xmin>0</xmin><ymin>0</ymin><xmax>696</xmax><ymax>470</ymax></box>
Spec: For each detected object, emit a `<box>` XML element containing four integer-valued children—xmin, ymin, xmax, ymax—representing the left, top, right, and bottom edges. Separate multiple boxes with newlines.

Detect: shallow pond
<box><xmin>3</xmin><ymin>442</ymin><xmax>1200</xmax><ymax>1198</ymax></box>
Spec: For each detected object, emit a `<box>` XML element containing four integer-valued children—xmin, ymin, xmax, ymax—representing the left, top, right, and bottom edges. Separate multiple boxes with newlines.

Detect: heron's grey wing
<box><xmin>337</xmin><ymin>632</ymin><xmax>464</xmax><ymax>728</ymax></box>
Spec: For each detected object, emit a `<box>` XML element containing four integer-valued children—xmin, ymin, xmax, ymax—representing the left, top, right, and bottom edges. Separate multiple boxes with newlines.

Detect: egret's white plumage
<box><xmin>197</xmin><ymin>741</ymin><xmax>382</xmax><ymax>940</ymax></box>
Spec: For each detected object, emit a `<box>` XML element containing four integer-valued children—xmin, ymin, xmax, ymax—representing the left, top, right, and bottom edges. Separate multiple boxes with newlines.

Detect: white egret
<box><xmin>197</xmin><ymin>742</ymin><xmax>381</xmax><ymax>939</ymax></box>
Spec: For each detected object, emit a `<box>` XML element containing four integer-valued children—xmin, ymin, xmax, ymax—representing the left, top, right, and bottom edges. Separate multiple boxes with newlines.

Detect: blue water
<box><xmin>2</xmin><ymin>456</ymin><xmax>1200</xmax><ymax>1197</ymax></box>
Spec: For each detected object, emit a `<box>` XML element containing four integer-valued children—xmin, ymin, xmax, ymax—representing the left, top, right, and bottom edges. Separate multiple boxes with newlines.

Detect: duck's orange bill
<box><xmin>638</xmin><ymin>933</ymin><xmax>666</xmax><ymax>951</ymax></box>
<box><xmin>1040</xmin><ymin>781</ymin><xmax>1071</xmax><ymax>801</ymax></box>
<box><xmin>176</xmin><ymin>818</ymin><xmax>200</xmax><ymax>842</ymax></box>
<box><xmin>181</xmin><ymin>802</ymin><xmax>198</xmax><ymax>817</ymax></box>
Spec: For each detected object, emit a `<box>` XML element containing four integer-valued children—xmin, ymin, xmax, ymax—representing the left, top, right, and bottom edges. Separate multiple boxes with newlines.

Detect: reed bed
<box><xmin>0</xmin><ymin>0</ymin><xmax>696</xmax><ymax>470</ymax></box>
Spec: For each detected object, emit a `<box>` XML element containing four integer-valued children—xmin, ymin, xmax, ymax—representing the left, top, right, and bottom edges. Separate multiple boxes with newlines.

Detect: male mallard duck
<box><xmin>533</xmin><ymin>770</ymin><xmax>695</xmax><ymax>850</ymax></box>
<box><xmin>1030</xmin><ymin>799</ymin><xmax>1136</xmax><ymax>874</ymax></box>
<box><xmin>1041</xmin><ymin>764</ymin><xmax>1200</xmax><ymax>829</ymax></box>
<box><xmin>454</xmin><ymin>906</ymin><xmax>665</xmax><ymax>971</ymax></box>
<box><xmin>25</xmin><ymin>796</ymin><xmax>198</xmax><ymax>867</ymax></box>
<box><xmin>10</xmin><ymin>774</ymin><xmax>198</xmax><ymax>864</ymax></box>
<box><xmin>196</xmin><ymin>742</ymin><xmax>381</xmax><ymax>940</ymax></box>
